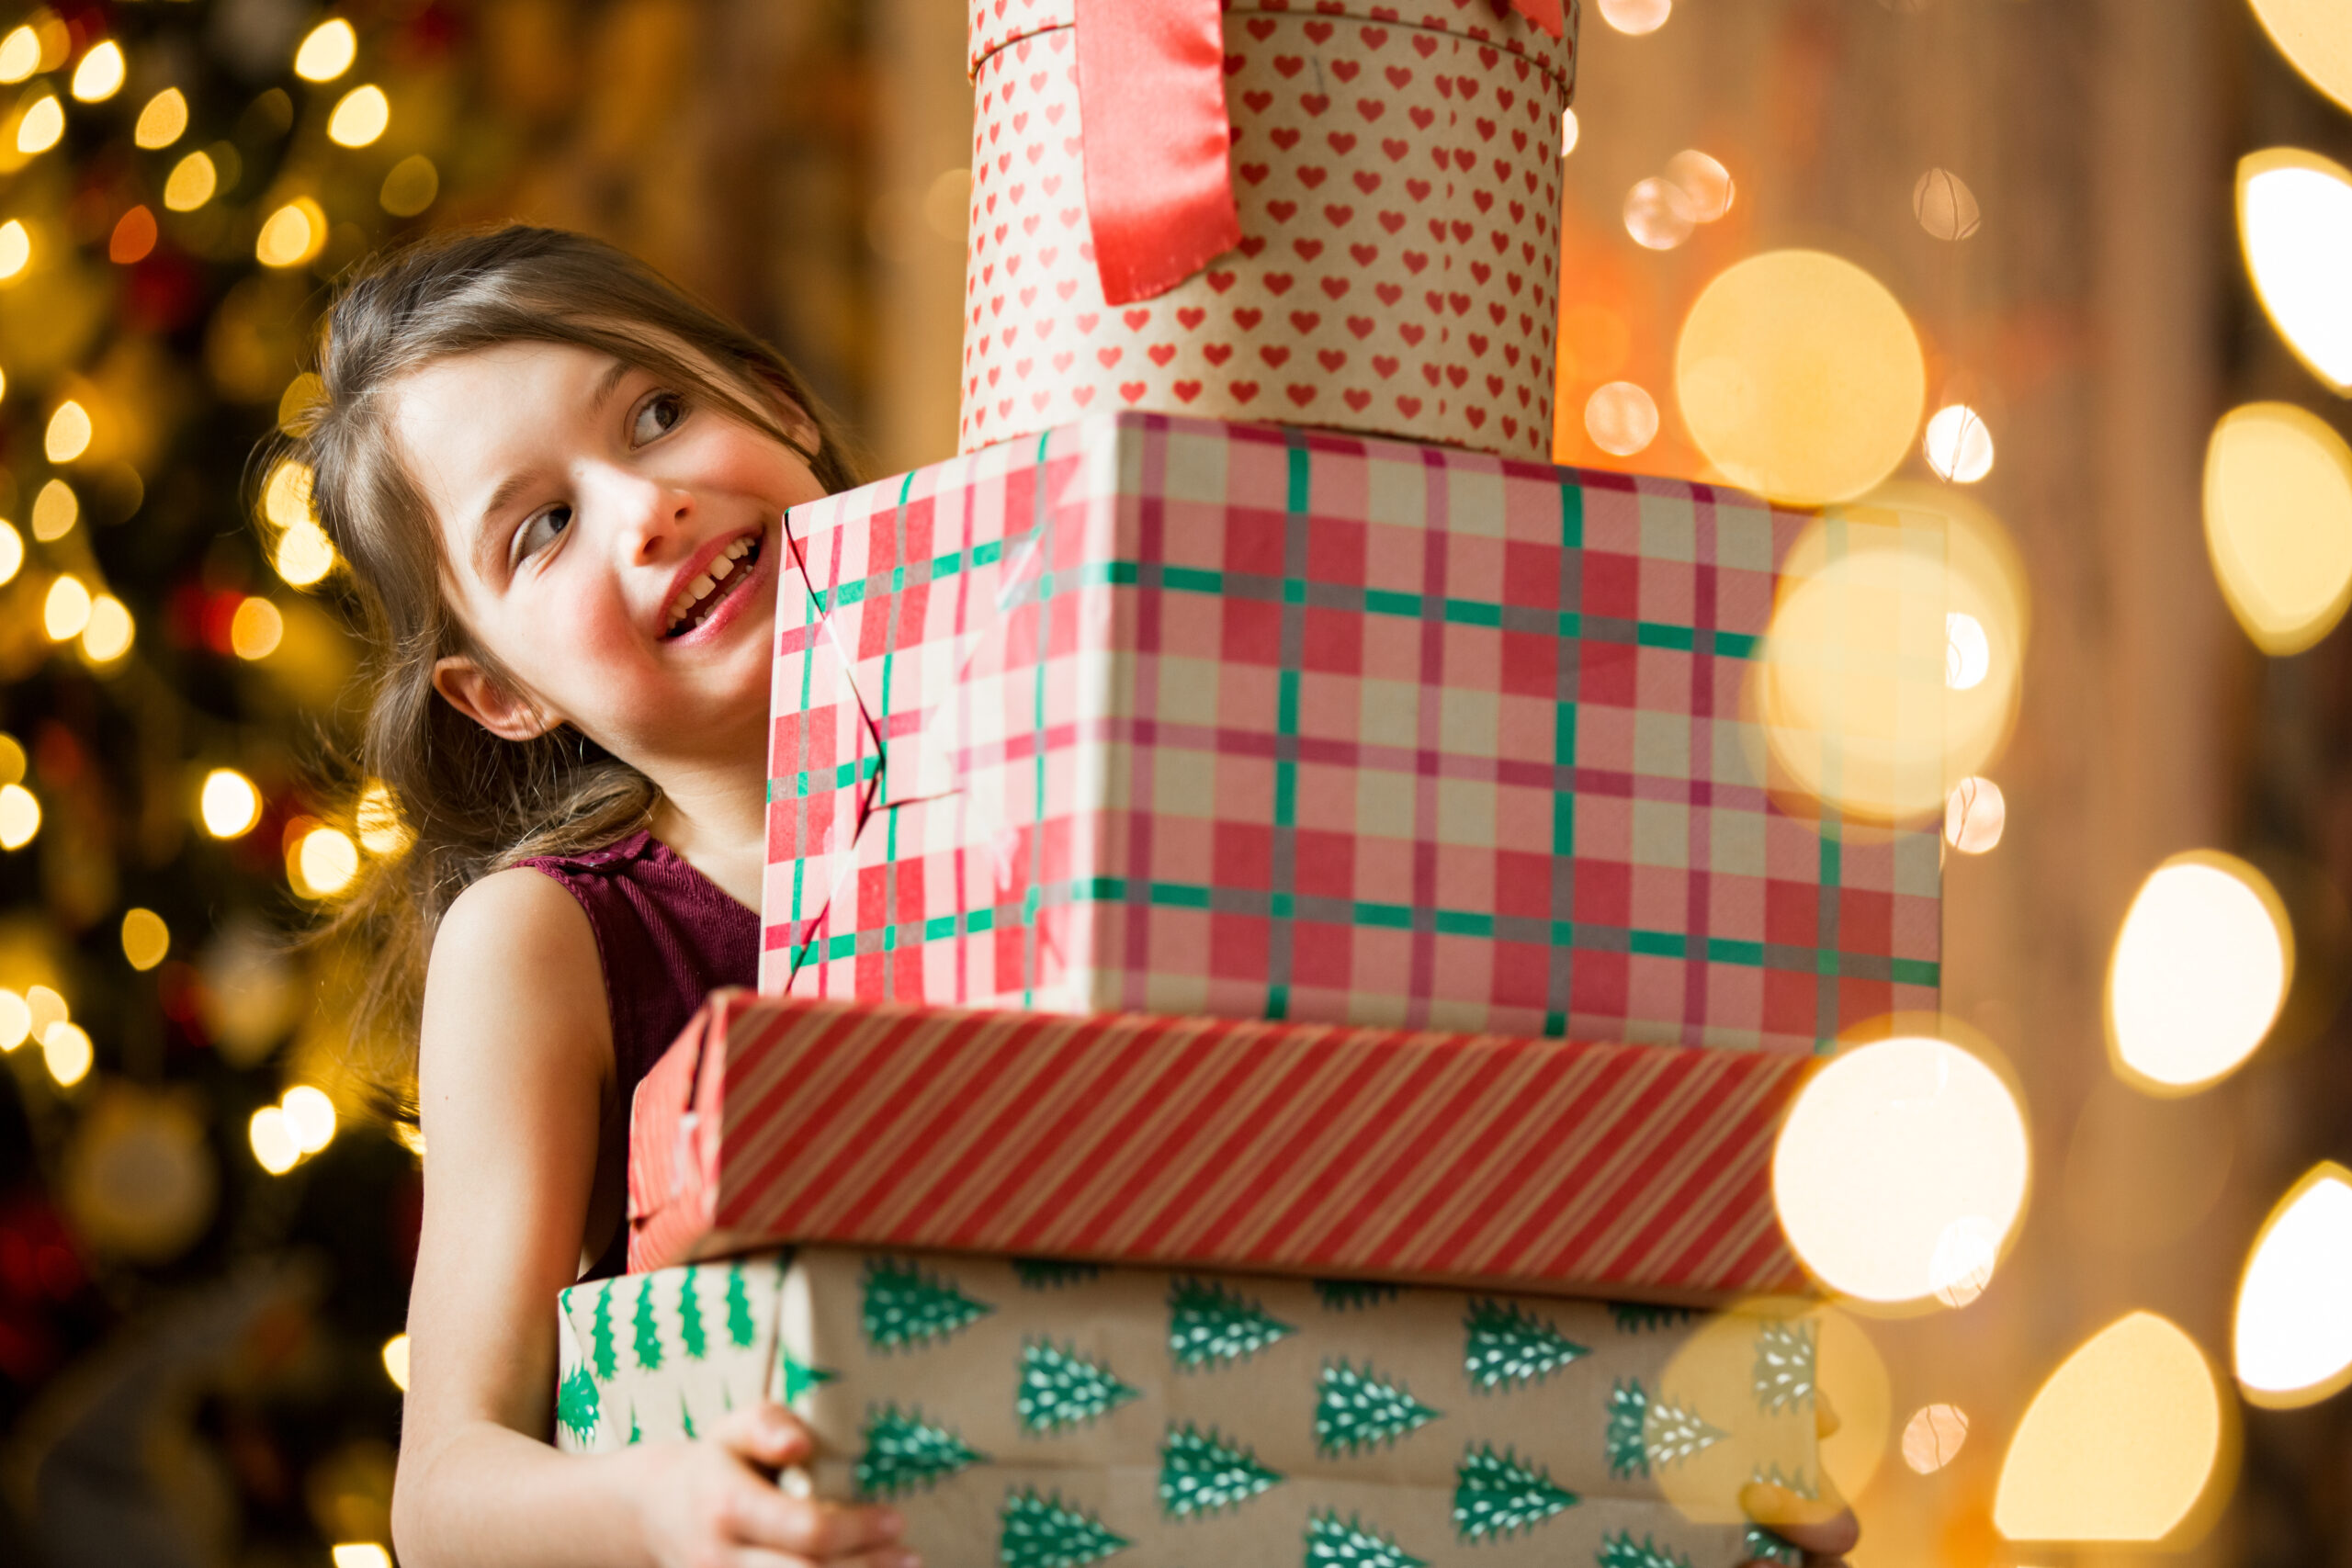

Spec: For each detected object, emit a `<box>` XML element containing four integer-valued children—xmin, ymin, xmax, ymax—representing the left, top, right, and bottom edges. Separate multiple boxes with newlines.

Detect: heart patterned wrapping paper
<box><xmin>961</xmin><ymin>0</ymin><xmax>1577</xmax><ymax>458</ymax></box>
<box><xmin>556</xmin><ymin>1249</ymin><xmax>1822</xmax><ymax>1568</ymax></box>
<box><xmin>762</xmin><ymin>413</ymin><xmax>1946</xmax><ymax>1049</ymax></box>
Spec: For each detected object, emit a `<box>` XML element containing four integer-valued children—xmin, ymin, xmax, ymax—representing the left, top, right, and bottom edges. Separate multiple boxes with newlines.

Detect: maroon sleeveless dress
<box><xmin>521</xmin><ymin>829</ymin><xmax>759</xmax><ymax>1280</ymax></box>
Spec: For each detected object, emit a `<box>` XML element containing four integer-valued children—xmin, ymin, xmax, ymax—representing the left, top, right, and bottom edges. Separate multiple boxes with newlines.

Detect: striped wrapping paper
<box><xmin>626</xmin><ymin>990</ymin><xmax>1814</xmax><ymax>1296</ymax></box>
<box><xmin>764</xmin><ymin>412</ymin><xmax>1944</xmax><ymax>1054</ymax></box>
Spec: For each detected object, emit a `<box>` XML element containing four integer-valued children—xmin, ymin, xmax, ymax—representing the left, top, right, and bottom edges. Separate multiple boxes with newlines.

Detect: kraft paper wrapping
<box><xmin>763</xmin><ymin>414</ymin><xmax>1945</xmax><ymax>1051</ymax></box>
<box><xmin>961</xmin><ymin>0</ymin><xmax>1577</xmax><ymax>457</ymax></box>
<box><xmin>556</xmin><ymin>1250</ymin><xmax>1820</xmax><ymax>1568</ymax></box>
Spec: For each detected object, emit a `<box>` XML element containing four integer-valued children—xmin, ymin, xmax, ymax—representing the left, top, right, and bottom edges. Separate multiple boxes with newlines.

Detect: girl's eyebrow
<box><xmin>467</xmin><ymin>358</ymin><xmax>637</xmax><ymax>576</ymax></box>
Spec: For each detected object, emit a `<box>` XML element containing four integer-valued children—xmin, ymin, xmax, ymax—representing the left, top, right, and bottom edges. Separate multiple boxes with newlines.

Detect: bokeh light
<box><xmin>1902</xmin><ymin>1403</ymin><xmax>1970</xmax><ymax>1473</ymax></box>
<box><xmin>357</xmin><ymin>781</ymin><xmax>413</xmax><ymax>858</ymax></box>
<box><xmin>2107</xmin><ymin>851</ymin><xmax>2290</xmax><ymax>1094</ymax></box>
<box><xmin>134</xmin><ymin>87</ymin><xmax>187</xmax><ymax>150</ymax></box>
<box><xmin>32</xmin><ymin>478</ymin><xmax>76</xmax><ymax>540</ymax></box>
<box><xmin>2238</xmin><ymin>149</ymin><xmax>2352</xmax><ymax>394</ymax></box>
<box><xmin>295</xmin><ymin>826</ymin><xmax>360</xmax><ymax>897</ymax></box>
<box><xmin>1560</xmin><ymin>107</ymin><xmax>1579</xmax><ymax>157</ymax></box>
<box><xmin>0</xmin><ymin>524</ymin><xmax>17</xmax><ymax>590</ymax></box>
<box><xmin>42</xmin><ymin>574</ymin><xmax>90</xmax><ymax>639</ymax></box>
<box><xmin>231</xmin><ymin>597</ymin><xmax>284</xmax><ymax>660</ymax></box>
<box><xmin>1772</xmin><ymin>1034</ymin><xmax>2030</xmax><ymax>1304</ymax></box>
<box><xmin>42</xmin><ymin>1021</ymin><xmax>91</xmax><ymax>1088</ymax></box>
<box><xmin>328</xmin><ymin>85</ymin><xmax>390</xmax><ymax>148</ymax></box>
<box><xmin>333</xmin><ymin>1546</ymin><xmax>392</xmax><ymax>1568</ymax></box>
<box><xmin>1599</xmin><ymin>0</ymin><xmax>1672</xmax><ymax>35</ymax></box>
<box><xmin>282</xmin><ymin>1085</ymin><xmax>338</xmax><ymax>1153</ymax></box>
<box><xmin>255</xmin><ymin>197</ymin><xmax>327</xmax><ymax>268</ymax></box>
<box><xmin>276</xmin><ymin>522</ymin><xmax>337</xmax><ymax>587</ymax></box>
<box><xmin>249</xmin><ymin>1106</ymin><xmax>300</xmax><ymax>1174</ymax></box>
<box><xmin>1585</xmin><ymin>381</ymin><xmax>1659</xmax><ymax>456</ymax></box>
<box><xmin>0</xmin><ymin>219</ymin><xmax>29</xmax><ymax>279</ymax></box>
<box><xmin>1623</xmin><ymin>176</ymin><xmax>1695</xmax><ymax>250</ymax></box>
<box><xmin>200</xmin><ymin>768</ymin><xmax>262</xmax><ymax>839</ymax></box>
<box><xmin>1946</xmin><ymin>610</ymin><xmax>1990</xmax><ymax>690</ymax></box>
<box><xmin>263</xmin><ymin>458</ymin><xmax>315</xmax><ymax>529</ymax></box>
<box><xmin>296</xmin><ymin>19</ymin><xmax>359</xmax><ymax>83</ymax></box>
<box><xmin>81</xmin><ymin>594</ymin><xmax>133</xmax><ymax>663</ymax></box>
<box><xmin>2247</xmin><ymin>0</ymin><xmax>2352</xmax><ymax>115</ymax></box>
<box><xmin>1994</xmin><ymin>1311</ymin><xmax>2222</xmax><ymax>1541</ymax></box>
<box><xmin>1923</xmin><ymin>403</ymin><xmax>1995</xmax><ymax>483</ymax></box>
<box><xmin>164</xmin><ymin>150</ymin><xmax>218</xmax><ymax>212</ymax></box>
<box><xmin>278</xmin><ymin>372</ymin><xmax>326</xmax><ymax>434</ymax></box>
<box><xmin>16</xmin><ymin>94</ymin><xmax>62</xmax><ymax>155</ymax></box>
<box><xmin>108</xmin><ymin>204</ymin><xmax>157</xmax><ymax>265</ymax></box>
<box><xmin>380</xmin><ymin>153</ymin><xmax>439</xmax><ymax>218</ymax></box>
<box><xmin>0</xmin><ymin>783</ymin><xmax>40</xmax><ymax>849</ymax></box>
<box><xmin>44</xmin><ymin>398</ymin><xmax>89</xmax><ymax>462</ymax></box>
<box><xmin>1945</xmin><ymin>775</ymin><xmax>2007</xmax><ymax>854</ymax></box>
<box><xmin>2233</xmin><ymin>1162</ymin><xmax>2352</xmax><ymax>1408</ymax></box>
<box><xmin>0</xmin><ymin>989</ymin><xmax>27</xmax><ymax>1049</ymax></box>
<box><xmin>0</xmin><ymin>26</ymin><xmax>36</xmax><ymax>84</ymax></box>
<box><xmin>1677</xmin><ymin>250</ymin><xmax>1926</xmax><ymax>505</ymax></box>
<box><xmin>1663</xmin><ymin>149</ymin><xmax>1734</xmax><ymax>220</ymax></box>
<box><xmin>120</xmin><ymin>908</ymin><xmax>169</xmax><ymax>972</ymax></box>
<box><xmin>70</xmin><ymin>40</ymin><xmax>123</xmax><ymax>103</ymax></box>
<box><xmin>382</xmin><ymin>1334</ymin><xmax>411</xmax><ymax>1392</ymax></box>
<box><xmin>27</xmin><ymin>986</ymin><xmax>65</xmax><ymax>1043</ymax></box>
<box><xmin>2203</xmin><ymin>402</ymin><xmax>2352</xmax><ymax>655</ymax></box>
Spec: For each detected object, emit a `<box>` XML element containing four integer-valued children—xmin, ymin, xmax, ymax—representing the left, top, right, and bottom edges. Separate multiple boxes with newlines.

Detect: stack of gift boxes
<box><xmin>551</xmin><ymin>5</ymin><xmax>1948</xmax><ymax>1567</ymax></box>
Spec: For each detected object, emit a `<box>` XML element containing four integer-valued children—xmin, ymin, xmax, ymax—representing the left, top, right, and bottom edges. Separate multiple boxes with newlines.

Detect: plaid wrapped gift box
<box><xmin>557</xmin><ymin>1248</ymin><xmax>1820</xmax><ymax>1568</ymax></box>
<box><xmin>764</xmin><ymin>412</ymin><xmax>1942</xmax><ymax>1053</ymax></box>
<box><xmin>624</xmin><ymin>991</ymin><xmax>1812</xmax><ymax>1295</ymax></box>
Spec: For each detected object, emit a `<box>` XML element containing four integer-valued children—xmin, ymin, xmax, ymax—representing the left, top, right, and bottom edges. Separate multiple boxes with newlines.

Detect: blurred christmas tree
<box><xmin>0</xmin><ymin>2</ymin><xmax>875</xmax><ymax>1562</ymax></box>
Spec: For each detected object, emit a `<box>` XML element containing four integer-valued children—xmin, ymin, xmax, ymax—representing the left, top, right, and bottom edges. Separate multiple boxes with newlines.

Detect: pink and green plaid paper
<box><xmin>763</xmin><ymin>413</ymin><xmax>1940</xmax><ymax>1053</ymax></box>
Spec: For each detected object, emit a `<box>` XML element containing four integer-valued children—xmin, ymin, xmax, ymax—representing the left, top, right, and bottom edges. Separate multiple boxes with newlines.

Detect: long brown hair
<box><xmin>273</xmin><ymin>226</ymin><xmax>860</xmax><ymax>1089</ymax></box>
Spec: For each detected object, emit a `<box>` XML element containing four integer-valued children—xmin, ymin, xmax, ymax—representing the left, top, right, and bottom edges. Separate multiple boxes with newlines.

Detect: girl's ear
<box><xmin>432</xmin><ymin>655</ymin><xmax>558</xmax><ymax>741</ymax></box>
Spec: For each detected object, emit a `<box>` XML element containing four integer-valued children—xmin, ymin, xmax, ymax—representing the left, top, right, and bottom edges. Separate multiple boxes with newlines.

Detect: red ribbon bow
<box><xmin>1074</xmin><ymin>0</ymin><xmax>1564</xmax><ymax>306</ymax></box>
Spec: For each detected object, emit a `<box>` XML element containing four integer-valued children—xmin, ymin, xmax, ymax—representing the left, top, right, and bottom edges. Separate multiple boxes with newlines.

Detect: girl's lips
<box><xmin>663</xmin><ymin>530</ymin><xmax>773</xmax><ymax>649</ymax></box>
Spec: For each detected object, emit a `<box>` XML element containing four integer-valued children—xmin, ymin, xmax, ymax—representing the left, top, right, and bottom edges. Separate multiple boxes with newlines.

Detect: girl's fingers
<box><xmin>711</xmin><ymin>1402</ymin><xmax>816</xmax><ymax>1469</ymax></box>
<box><xmin>1737</xmin><ymin>1482</ymin><xmax>1860</xmax><ymax>1559</ymax></box>
<box><xmin>729</xmin><ymin>1551</ymin><xmax>922</xmax><ymax>1568</ymax></box>
<box><xmin>725</xmin><ymin>1489</ymin><xmax>909</xmax><ymax>1559</ymax></box>
<box><xmin>1815</xmin><ymin>1390</ymin><xmax>1842</xmax><ymax>1441</ymax></box>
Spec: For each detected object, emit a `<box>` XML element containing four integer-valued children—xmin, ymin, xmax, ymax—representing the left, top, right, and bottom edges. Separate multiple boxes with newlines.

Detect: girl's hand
<box><xmin>635</xmin><ymin>1402</ymin><xmax>914</xmax><ymax>1568</ymax></box>
<box><xmin>1736</xmin><ymin>1394</ymin><xmax>1859</xmax><ymax>1568</ymax></box>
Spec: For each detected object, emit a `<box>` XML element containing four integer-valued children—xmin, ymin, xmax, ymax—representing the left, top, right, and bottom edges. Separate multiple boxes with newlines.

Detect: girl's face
<box><xmin>390</xmin><ymin>340</ymin><xmax>827</xmax><ymax>768</ymax></box>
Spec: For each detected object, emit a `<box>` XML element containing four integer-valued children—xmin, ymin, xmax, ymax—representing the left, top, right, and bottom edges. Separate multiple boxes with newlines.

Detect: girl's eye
<box><xmin>632</xmin><ymin>391</ymin><xmax>685</xmax><ymax>446</ymax></box>
<box><xmin>514</xmin><ymin>502</ymin><xmax>572</xmax><ymax>563</ymax></box>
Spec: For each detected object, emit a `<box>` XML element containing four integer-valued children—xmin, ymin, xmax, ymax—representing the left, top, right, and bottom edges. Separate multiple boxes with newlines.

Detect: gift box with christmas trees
<box><xmin>763</xmin><ymin>411</ymin><xmax>1944</xmax><ymax>1051</ymax></box>
<box><xmin>556</xmin><ymin>1248</ymin><xmax>1824</xmax><ymax>1568</ymax></box>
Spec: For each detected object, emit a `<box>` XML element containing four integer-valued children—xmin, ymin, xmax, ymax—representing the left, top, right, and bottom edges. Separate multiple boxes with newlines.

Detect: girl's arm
<box><xmin>388</xmin><ymin>868</ymin><xmax>911</xmax><ymax>1568</ymax></box>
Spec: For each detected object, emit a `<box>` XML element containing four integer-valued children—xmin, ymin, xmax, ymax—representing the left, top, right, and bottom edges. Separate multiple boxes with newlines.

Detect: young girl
<box><xmin>291</xmin><ymin>226</ymin><xmax>1858</xmax><ymax>1568</ymax></box>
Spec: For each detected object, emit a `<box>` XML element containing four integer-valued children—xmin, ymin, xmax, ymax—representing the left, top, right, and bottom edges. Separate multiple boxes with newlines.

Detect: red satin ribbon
<box><xmin>1074</xmin><ymin>0</ymin><xmax>1563</xmax><ymax>305</ymax></box>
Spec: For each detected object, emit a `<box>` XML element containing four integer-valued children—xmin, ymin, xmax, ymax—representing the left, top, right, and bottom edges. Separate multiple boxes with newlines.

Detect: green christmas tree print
<box><xmin>1751</xmin><ymin>1318</ymin><xmax>1816</xmax><ymax>1412</ymax></box>
<box><xmin>858</xmin><ymin>1404</ymin><xmax>987</xmax><ymax>1498</ymax></box>
<box><xmin>1596</xmin><ymin>1532</ymin><xmax>1693</xmax><ymax>1568</ymax></box>
<box><xmin>1315</xmin><ymin>1359</ymin><xmax>1441</xmax><ymax>1455</ymax></box>
<box><xmin>1305</xmin><ymin>1510</ymin><xmax>1428</xmax><ymax>1568</ymax></box>
<box><xmin>1464</xmin><ymin>1299</ymin><xmax>1589</xmax><ymax>1393</ymax></box>
<box><xmin>779</xmin><ymin>1349</ymin><xmax>837</xmax><ymax>1407</ymax></box>
<box><xmin>1749</xmin><ymin>1462</ymin><xmax>1817</xmax><ymax>1500</ymax></box>
<box><xmin>678</xmin><ymin>1265</ymin><xmax>708</xmax><ymax>1362</ymax></box>
<box><xmin>1453</xmin><ymin>1443</ymin><xmax>1579</xmax><ymax>1541</ymax></box>
<box><xmin>590</xmin><ymin>1278</ymin><xmax>620</xmax><ymax>1382</ymax></box>
<box><xmin>1645</xmin><ymin>1396</ymin><xmax>1729</xmax><ymax>1469</ymax></box>
<box><xmin>726</xmin><ymin>1261</ymin><xmax>758</xmax><ymax>1350</ymax></box>
<box><xmin>999</xmin><ymin>1488</ymin><xmax>1130</xmax><ymax>1568</ymax></box>
<box><xmin>680</xmin><ymin>1393</ymin><xmax>697</xmax><ymax>1440</ymax></box>
<box><xmin>632</xmin><ymin>1275</ymin><xmax>665</xmax><ymax>1372</ymax></box>
<box><xmin>627</xmin><ymin>1403</ymin><xmax>643</xmax><ymax>1446</ymax></box>
<box><xmin>1743</xmin><ymin>1526</ymin><xmax>1803</xmax><ymax>1566</ymax></box>
<box><xmin>863</xmin><ymin>1258</ymin><xmax>994</xmax><ymax>1352</ymax></box>
<box><xmin>1607</xmin><ymin>1381</ymin><xmax>1649</xmax><ymax>1478</ymax></box>
<box><xmin>1169</xmin><ymin>1278</ymin><xmax>1297</xmax><ymax>1370</ymax></box>
<box><xmin>1314</xmin><ymin>1279</ymin><xmax>1400</xmax><ymax>1312</ymax></box>
<box><xmin>1609</xmin><ymin>1303</ymin><xmax>1693</xmax><ymax>1335</ymax></box>
<box><xmin>1159</xmin><ymin>1423</ymin><xmax>1284</xmax><ymax>1519</ymax></box>
<box><xmin>556</xmin><ymin>1363</ymin><xmax>601</xmax><ymax>1447</ymax></box>
<box><xmin>1018</xmin><ymin>1340</ymin><xmax>1140</xmax><ymax>1431</ymax></box>
<box><xmin>1014</xmin><ymin>1258</ymin><xmax>1103</xmax><ymax>1290</ymax></box>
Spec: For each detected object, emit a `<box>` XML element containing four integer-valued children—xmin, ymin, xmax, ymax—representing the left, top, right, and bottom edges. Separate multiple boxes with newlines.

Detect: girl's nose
<box><xmin>600</xmin><ymin>468</ymin><xmax>693</xmax><ymax>561</ymax></box>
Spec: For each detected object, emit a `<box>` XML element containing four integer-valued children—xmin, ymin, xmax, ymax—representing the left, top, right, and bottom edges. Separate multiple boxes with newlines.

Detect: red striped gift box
<box><xmin>626</xmin><ymin>989</ymin><xmax>1815</xmax><ymax>1301</ymax></box>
